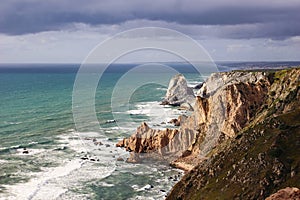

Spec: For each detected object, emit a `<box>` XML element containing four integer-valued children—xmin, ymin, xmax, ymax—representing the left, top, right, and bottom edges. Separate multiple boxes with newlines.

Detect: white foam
<box><xmin>148</xmin><ymin>103</ymin><xmax>185</xmax><ymax>123</ymax></box>
<box><xmin>28</xmin><ymin>141</ymin><xmax>38</xmax><ymax>145</ymax></box>
<box><xmin>156</xmin><ymin>87</ymin><xmax>167</xmax><ymax>91</ymax></box>
<box><xmin>137</xmin><ymin>184</ymin><xmax>152</xmax><ymax>191</ymax></box>
<box><xmin>98</xmin><ymin>182</ymin><xmax>115</xmax><ymax>187</ymax></box>
<box><xmin>10</xmin><ymin>145</ymin><xmax>20</xmax><ymax>149</ymax></box>
<box><xmin>0</xmin><ymin>147</ymin><xmax>7</xmax><ymax>151</ymax></box>
<box><xmin>1</xmin><ymin>158</ymin><xmax>117</xmax><ymax>200</ymax></box>
<box><xmin>128</xmin><ymin>109</ymin><xmax>151</xmax><ymax>115</ymax></box>
<box><xmin>4</xmin><ymin>121</ymin><xmax>23</xmax><ymax>125</ymax></box>
<box><xmin>57</xmin><ymin>134</ymin><xmax>92</xmax><ymax>153</ymax></box>
<box><xmin>2</xmin><ymin>159</ymin><xmax>83</xmax><ymax>200</ymax></box>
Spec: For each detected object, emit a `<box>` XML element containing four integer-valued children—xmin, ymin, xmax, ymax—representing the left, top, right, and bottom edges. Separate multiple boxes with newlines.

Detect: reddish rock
<box><xmin>266</xmin><ymin>187</ymin><xmax>300</xmax><ymax>200</ymax></box>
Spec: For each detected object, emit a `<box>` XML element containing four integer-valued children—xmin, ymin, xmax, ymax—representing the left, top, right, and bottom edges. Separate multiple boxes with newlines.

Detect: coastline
<box><xmin>116</xmin><ymin>66</ymin><xmax>300</xmax><ymax>199</ymax></box>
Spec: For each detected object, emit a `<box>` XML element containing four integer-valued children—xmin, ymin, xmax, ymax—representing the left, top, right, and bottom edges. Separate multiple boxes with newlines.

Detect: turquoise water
<box><xmin>0</xmin><ymin>64</ymin><xmax>207</xmax><ymax>199</ymax></box>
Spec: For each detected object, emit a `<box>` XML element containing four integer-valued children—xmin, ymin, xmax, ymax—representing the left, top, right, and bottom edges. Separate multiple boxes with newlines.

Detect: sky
<box><xmin>0</xmin><ymin>0</ymin><xmax>300</xmax><ymax>63</ymax></box>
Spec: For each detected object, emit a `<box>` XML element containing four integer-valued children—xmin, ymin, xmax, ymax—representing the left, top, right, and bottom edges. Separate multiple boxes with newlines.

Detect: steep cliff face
<box><xmin>167</xmin><ymin>68</ymin><xmax>300</xmax><ymax>199</ymax></box>
<box><xmin>190</xmin><ymin>71</ymin><xmax>271</xmax><ymax>156</ymax></box>
<box><xmin>117</xmin><ymin>70</ymin><xmax>279</xmax><ymax>168</ymax></box>
<box><xmin>116</xmin><ymin>68</ymin><xmax>300</xmax><ymax>199</ymax></box>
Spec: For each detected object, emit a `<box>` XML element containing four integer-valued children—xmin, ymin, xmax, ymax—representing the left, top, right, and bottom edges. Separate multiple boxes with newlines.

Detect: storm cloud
<box><xmin>0</xmin><ymin>0</ymin><xmax>300</xmax><ymax>39</ymax></box>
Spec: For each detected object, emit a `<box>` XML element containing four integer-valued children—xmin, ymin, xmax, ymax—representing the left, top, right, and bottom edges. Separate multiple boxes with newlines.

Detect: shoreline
<box><xmin>116</xmin><ymin>67</ymin><xmax>300</xmax><ymax>199</ymax></box>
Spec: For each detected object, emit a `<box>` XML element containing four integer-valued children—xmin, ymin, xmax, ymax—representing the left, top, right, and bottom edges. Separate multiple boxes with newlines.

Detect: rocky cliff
<box><xmin>166</xmin><ymin>67</ymin><xmax>300</xmax><ymax>199</ymax></box>
<box><xmin>116</xmin><ymin>67</ymin><xmax>300</xmax><ymax>199</ymax></box>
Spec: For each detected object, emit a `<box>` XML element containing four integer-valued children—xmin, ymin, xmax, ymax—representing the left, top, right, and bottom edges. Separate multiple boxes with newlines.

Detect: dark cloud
<box><xmin>0</xmin><ymin>0</ymin><xmax>299</xmax><ymax>39</ymax></box>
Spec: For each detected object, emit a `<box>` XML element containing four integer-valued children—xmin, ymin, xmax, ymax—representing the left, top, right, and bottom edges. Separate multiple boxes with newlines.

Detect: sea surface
<box><xmin>0</xmin><ymin>62</ymin><xmax>299</xmax><ymax>199</ymax></box>
<box><xmin>0</xmin><ymin>63</ymin><xmax>210</xmax><ymax>200</ymax></box>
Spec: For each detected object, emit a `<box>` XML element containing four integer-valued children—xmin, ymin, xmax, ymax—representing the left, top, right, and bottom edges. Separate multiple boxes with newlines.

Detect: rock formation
<box><xmin>117</xmin><ymin>67</ymin><xmax>300</xmax><ymax>199</ymax></box>
<box><xmin>116</xmin><ymin>122</ymin><xmax>179</xmax><ymax>154</ymax></box>
<box><xmin>161</xmin><ymin>74</ymin><xmax>195</xmax><ymax>109</ymax></box>
<box><xmin>166</xmin><ymin>68</ymin><xmax>300</xmax><ymax>199</ymax></box>
<box><xmin>118</xmin><ymin>70</ymin><xmax>278</xmax><ymax>166</ymax></box>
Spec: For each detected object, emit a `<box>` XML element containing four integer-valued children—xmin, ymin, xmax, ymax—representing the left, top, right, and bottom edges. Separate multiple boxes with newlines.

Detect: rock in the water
<box><xmin>168</xmin><ymin>118</ymin><xmax>180</xmax><ymax>126</ymax></box>
<box><xmin>162</xmin><ymin>74</ymin><xmax>195</xmax><ymax>106</ymax></box>
<box><xmin>23</xmin><ymin>150</ymin><xmax>29</xmax><ymax>154</ymax></box>
<box><xmin>119</xmin><ymin>122</ymin><xmax>179</xmax><ymax>156</ymax></box>
<box><xmin>105</xmin><ymin>119</ymin><xmax>117</xmax><ymax>124</ymax></box>
<box><xmin>22</xmin><ymin>148</ymin><xmax>29</xmax><ymax>154</ymax></box>
<box><xmin>94</xmin><ymin>141</ymin><xmax>103</xmax><ymax>146</ymax></box>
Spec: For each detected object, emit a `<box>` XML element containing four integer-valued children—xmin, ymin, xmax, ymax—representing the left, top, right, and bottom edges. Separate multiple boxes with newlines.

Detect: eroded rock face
<box><xmin>162</xmin><ymin>74</ymin><xmax>195</xmax><ymax>107</ymax></box>
<box><xmin>117</xmin><ymin>68</ymin><xmax>300</xmax><ymax>174</ymax></box>
<box><xmin>116</xmin><ymin>122</ymin><xmax>179</xmax><ymax>155</ymax></box>
<box><xmin>117</xmin><ymin>70</ymin><xmax>274</xmax><ymax>167</ymax></box>
<box><xmin>166</xmin><ymin>68</ymin><xmax>300</xmax><ymax>200</ymax></box>
<box><xmin>180</xmin><ymin>71</ymin><xmax>271</xmax><ymax>157</ymax></box>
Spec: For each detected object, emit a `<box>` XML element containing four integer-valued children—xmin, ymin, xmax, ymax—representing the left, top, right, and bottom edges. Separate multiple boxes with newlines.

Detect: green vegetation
<box><xmin>167</xmin><ymin>68</ymin><xmax>300</xmax><ymax>200</ymax></box>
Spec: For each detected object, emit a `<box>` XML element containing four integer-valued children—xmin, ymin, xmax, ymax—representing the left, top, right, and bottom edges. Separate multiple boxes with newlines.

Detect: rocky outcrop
<box><xmin>266</xmin><ymin>187</ymin><xmax>300</xmax><ymax>200</ymax></box>
<box><xmin>166</xmin><ymin>68</ymin><xmax>300</xmax><ymax>199</ymax></box>
<box><xmin>117</xmin><ymin>67</ymin><xmax>300</xmax><ymax>198</ymax></box>
<box><xmin>161</xmin><ymin>74</ymin><xmax>195</xmax><ymax>108</ymax></box>
<box><xmin>116</xmin><ymin>122</ymin><xmax>179</xmax><ymax>154</ymax></box>
<box><xmin>117</xmin><ymin>70</ymin><xmax>278</xmax><ymax>167</ymax></box>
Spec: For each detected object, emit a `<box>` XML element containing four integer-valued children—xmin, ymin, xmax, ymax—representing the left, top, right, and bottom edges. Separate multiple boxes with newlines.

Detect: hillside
<box><xmin>167</xmin><ymin>68</ymin><xmax>300</xmax><ymax>199</ymax></box>
<box><xmin>117</xmin><ymin>67</ymin><xmax>300</xmax><ymax>199</ymax></box>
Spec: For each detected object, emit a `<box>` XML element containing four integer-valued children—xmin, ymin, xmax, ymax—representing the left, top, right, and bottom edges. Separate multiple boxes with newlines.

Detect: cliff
<box><xmin>166</xmin><ymin>67</ymin><xmax>300</xmax><ymax>199</ymax></box>
<box><xmin>116</xmin><ymin>67</ymin><xmax>300</xmax><ymax>199</ymax></box>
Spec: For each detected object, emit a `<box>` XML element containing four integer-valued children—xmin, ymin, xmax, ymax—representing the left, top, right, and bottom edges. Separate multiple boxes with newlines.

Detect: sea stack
<box><xmin>161</xmin><ymin>74</ymin><xmax>195</xmax><ymax>110</ymax></box>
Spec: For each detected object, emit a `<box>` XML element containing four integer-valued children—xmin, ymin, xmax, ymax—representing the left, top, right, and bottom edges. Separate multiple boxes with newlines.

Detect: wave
<box><xmin>1</xmin><ymin>131</ymin><xmax>122</xmax><ymax>199</ymax></box>
<box><xmin>2</xmin><ymin>160</ymin><xmax>84</xmax><ymax>200</ymax></box>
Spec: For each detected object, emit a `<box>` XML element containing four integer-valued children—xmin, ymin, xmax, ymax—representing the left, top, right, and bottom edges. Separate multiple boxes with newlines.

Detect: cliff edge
<box><xmin>167</xmin><ymin>67</ymin><xmax>300</xmax><ymax>199</ymax></box>
<box><xmin>117</xmin><ymin>67</ymin><xmax>300</xmax><ymax>199</ymax></box>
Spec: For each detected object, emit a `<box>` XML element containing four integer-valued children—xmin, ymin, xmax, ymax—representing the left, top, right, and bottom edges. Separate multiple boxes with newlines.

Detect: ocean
<box><xmin>0</xmin><ymin>62</ymin><xmax>299</xmax><ymax>199</ymax></box>
<box><xmin>0</xmin><ymin>63</ymin><xmax>211</xmax><ymax>200</ymax></box>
